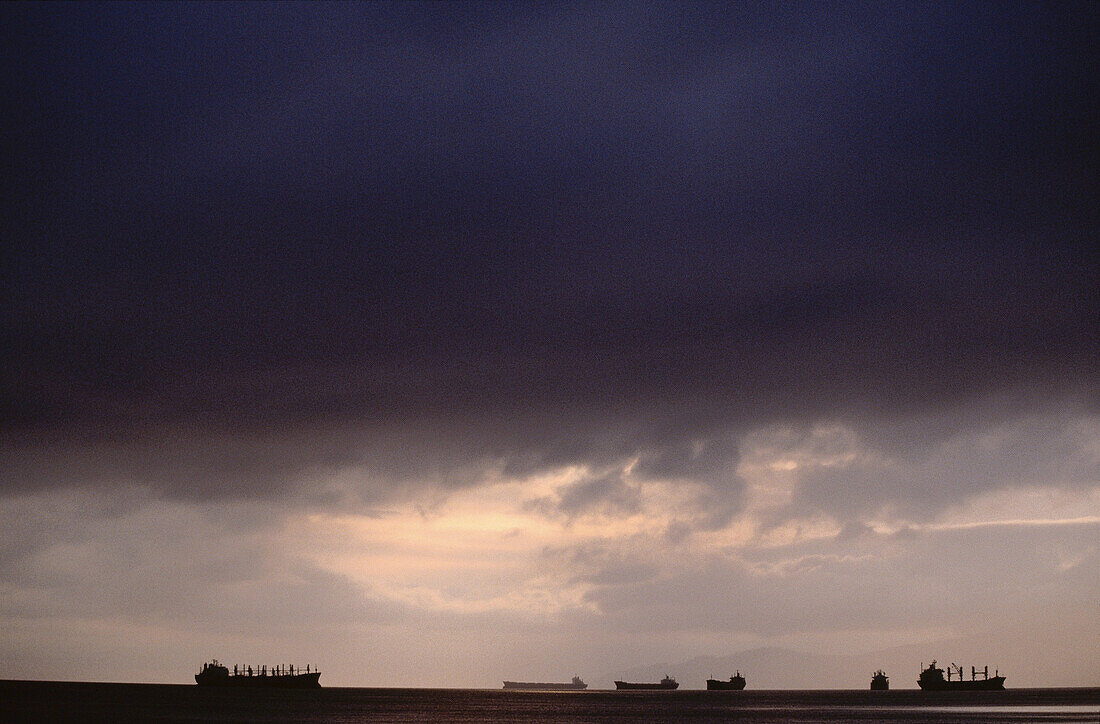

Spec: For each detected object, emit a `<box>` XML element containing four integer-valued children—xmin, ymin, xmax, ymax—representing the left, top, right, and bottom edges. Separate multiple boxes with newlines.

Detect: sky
<box><xmin>1</xmin><ymin>1</ymin><xmax>1097</xmax><ymax>688</ymax></box>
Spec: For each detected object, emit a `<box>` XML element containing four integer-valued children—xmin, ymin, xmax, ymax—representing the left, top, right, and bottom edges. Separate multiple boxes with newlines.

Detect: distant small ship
<box><xmin>918</xmin><ymin>661</ymin><xmax>1004</xmax><ymax>691</ymax></box>
<box><xmin>502</xmin><ymin>676</ymin><xmax>587</xmax><ymax>690</ymax></box>
<box><xmin>870</xmin><ymin>670</ymin><xmax>889</xmax><ymax>690</ymax></box>
<box><xmin>706</xmin><ymin>671</ymin><xmax>746</xmax><ymax>690</ymax></box>
<box><xmin>614</xmin><ymin>675</ymin><xmax>679</xmax><ymax>690</ymax></box>
<box><xmin>195</xmin><ymin>660</ymin><xmax>321</xmax><ymax>688</ymax></box>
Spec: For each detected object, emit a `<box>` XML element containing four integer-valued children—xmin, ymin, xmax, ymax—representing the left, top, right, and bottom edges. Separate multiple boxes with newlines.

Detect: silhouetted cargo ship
<box><xmin>917</xmin><ymin>661</ymin><xmax>1004</xmax><ymax>691</ymax></box>
<box><xmin>195</xmin><ymin>660</ymin><xmax>321</xmax><ymax>688</ymax></box>
<box><xmin>870</xmin><ymin>670</ymin><xmax>889</xmax><ymax>690</ymax></box>
<box><xmin>502</xmin><ymin>676</ymin><xmax>587</xmax><ymax>690</ymax></box>
<box><xmin>614</xmin><ymin>675</ymin><xmax>678</xmax><ymax>690</ymax></box>
<box><xmin>706</xmin><ymin>671</ymin><xmax>746</xmax><ymax>690</ymax></box>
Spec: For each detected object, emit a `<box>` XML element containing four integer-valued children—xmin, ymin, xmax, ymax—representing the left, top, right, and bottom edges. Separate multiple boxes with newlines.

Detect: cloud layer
<box><xmin>1</xmin><ymin>2</ymin><xmax>1097</xmax><ymax>686</ymax></box>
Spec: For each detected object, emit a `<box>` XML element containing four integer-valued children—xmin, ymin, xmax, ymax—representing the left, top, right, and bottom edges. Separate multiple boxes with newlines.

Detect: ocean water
<box><xmin>1</xmin><ymin>681</ymin><xmax>1097</xmax><ymax>723</ymax></box>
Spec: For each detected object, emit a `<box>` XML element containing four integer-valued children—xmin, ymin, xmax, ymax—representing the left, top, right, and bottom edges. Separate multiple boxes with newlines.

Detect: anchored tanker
<box><xmin>195</xmin><ymin>660</ymin><xmax>321</xmax><ymax>688</ymax></box>
<box><xmin>614</xmin><ymin>675</ymin><xmax>679</xmax><ymax>690</ymax></box>
<box><xmin>917</xmin><ymin>661</ymin><xmax>1004</xmax><ymax>691</ymax></box>
<box><xmin>502</xmin><ymin>676</ymin><xmax>587</xmax><ymax>690</ymax></box>
<box><xmin>706</xmin><ymin>671</ymin><xmax>746</xmax><ymax>690</ymax></box>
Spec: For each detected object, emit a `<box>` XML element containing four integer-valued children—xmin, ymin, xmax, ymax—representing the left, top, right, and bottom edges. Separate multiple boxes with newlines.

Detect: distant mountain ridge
<box><xmin>602</xmin><ymin>647</ymin><xmax>861</xmax><ymax>690</ymax></box>
<box><xmin>597</xmin><ymin>635</ymin><xmax>1036</xmax><ymax>690</ymax></box>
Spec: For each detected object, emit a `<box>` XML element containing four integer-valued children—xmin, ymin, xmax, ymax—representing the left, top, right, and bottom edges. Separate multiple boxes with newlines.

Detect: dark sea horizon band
<box><xmin>2</xmin><ymin>681</ymin><xmax>1098</xmax><ymax>724</ymax></box>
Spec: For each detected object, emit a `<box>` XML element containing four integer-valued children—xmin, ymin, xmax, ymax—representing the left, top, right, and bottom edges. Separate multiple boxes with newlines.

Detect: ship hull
<box><xmin>614</xmin><ymin>681</ymin><xmax>678</xmax><ymax>690</ymax></box>
<box><xmin>706</xmin><ymin>679</ymin><xmax>745</xmax><ymax>690</ymax></box>
<box><xmin>918</xmin><ymin>677</ymin><xmax>1005</xmax><ymax>691</ymax></box>
<box><xmin>195</xmin><ymin>672</ymin><xmax>321</xmax><ymax>688</ymax></box>
<box><xmin>502</xmin><ymin>681</ymin><xmax>587</xmax><ymax>690</ymax></box>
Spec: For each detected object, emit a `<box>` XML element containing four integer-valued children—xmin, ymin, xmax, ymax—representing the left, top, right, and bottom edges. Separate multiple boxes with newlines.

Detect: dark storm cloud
<box><xmin>2</xmin><ymin>2</ymin><xmax>1096</xmax><ymax>509</ymax></box>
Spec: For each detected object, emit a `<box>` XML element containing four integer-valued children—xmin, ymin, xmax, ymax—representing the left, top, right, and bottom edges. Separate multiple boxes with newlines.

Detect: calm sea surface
<box><xmin>1</xmin><ymin>681</ymin><xmax>1097</xmax><ymax>723</ymax></box>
